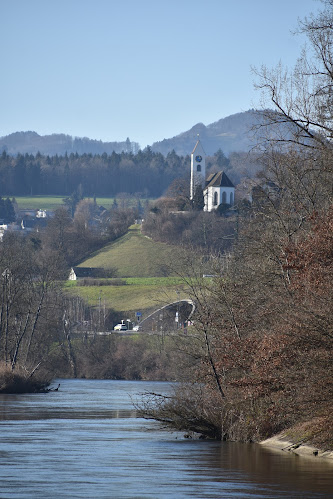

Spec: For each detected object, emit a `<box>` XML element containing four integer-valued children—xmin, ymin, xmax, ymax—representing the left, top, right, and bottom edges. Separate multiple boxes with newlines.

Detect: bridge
<box><xmin>137</xmin><ymin>299</ymin><xmax>195</xmax><ymax>332</ymax></box>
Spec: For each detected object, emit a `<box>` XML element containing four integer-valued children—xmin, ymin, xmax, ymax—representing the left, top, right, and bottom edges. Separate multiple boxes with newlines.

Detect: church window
<box><xmin>222</xmin><ymin>191</ymin><xmax>227</xmax><ymax>204</ymax></box>
<box><xmin>230</xmin><ymin>192</ymin><xmax>234</xmax><ymax>205</ymax></box>
<box><xmin>197</xmin><ymin>164</ymin><xmax>201</xmax><ymax>172</ymax></box>
<box><xmin>213</xmin><ymin>192</ymin><xmax>218</xmax><ymax>206</ymax></box>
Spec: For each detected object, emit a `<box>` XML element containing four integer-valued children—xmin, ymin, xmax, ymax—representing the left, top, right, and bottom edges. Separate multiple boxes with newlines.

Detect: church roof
<box><xmin>204</xmin><ymin>171</ymin><xmax>235</xmax><ymax>189</ymax></box>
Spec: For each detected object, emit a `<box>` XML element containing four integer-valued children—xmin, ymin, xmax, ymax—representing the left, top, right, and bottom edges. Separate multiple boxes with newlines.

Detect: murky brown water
<box><xmin>0</xmin><ymin>379</ymin><xmax>332</xmax><ymax>498</ymax></box>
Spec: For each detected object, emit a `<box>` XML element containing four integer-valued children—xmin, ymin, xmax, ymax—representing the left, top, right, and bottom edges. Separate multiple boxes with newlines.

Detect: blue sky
<box><xmin>0</xmin><ymin>0</ymin><xmax>321</xmax><ymax>149</ymax></box>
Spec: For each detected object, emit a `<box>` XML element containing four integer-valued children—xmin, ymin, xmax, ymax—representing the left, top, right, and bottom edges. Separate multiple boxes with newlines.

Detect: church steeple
<box><xmin>190</xmin><ymin>137</ymin><xmax>206</xmax><ymax>199</ymax></box>
<box><xmin>189</xmin><ymin>138</ymin><xmax>235</xmax><ymax>211</ymax></box>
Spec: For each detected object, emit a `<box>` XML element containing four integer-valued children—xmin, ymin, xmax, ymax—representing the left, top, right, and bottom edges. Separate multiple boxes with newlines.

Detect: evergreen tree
<box><xmin>4</xmin><ymin>198</ymin><xmax>15</xmax><ymax>222</ymax></box>
<box><xmin>0</xmin><ymin>197</ymin><xmax>5</xmax><ymax>221</ymax></box>
<box><xmin>0</xmin><ymin>197</ymin><xmax>16</xmax><ymax>223</ymax></box>
<box><xmin>215</xmin><ymin>149</ymin><xmax>230</xmax><ymax>170</ymax></box>
<box><xmin>63</xmin><ymin>185</ymin><xmax>84</xmax><ymax>217</ymax></box>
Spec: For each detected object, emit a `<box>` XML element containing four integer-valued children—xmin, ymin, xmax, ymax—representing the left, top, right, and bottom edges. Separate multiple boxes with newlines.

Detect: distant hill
<box><xmin>0</xmin><ymin>131</ymin><xmax>139</xmax><ymax>156</ymax></box>
<box><xmin>0</xmin><ymin>109</ymin><xmax>295</xmax><ymax>157</ymax></box>
<box><xmin>151</xmin><ymin>110</ymin><xmax>266</xmax><ymax>156</ymax></box>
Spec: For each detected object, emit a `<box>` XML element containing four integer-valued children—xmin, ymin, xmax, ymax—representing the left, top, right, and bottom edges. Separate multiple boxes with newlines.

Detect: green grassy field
<box><xmin>12</xmin><ymin>195</ymin><xmax>66</xmax><ymax>210</ymax></box>
<box><xmin>11</xmin><ymin>195</ymin><xmax>151</xmax><ymax>210</ymax></box>
<box><xmin>11</xmin><ymin>196</ymin><xmax>118</xmax><ymax>210</ymax></box>
<box><xmin>65</xmin><ymin>280</ymin><xmax>187</xmax><ymax>313</ymax></box>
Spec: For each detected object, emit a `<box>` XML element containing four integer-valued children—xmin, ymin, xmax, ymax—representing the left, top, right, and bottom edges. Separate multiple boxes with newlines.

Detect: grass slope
<box><xmin>79</xmin><ymin>225</ymin><xmax>177</xmax><ymax>278</ymax></box>
<box><xmin>66</xmin><ymin>226</ymin><xmax>188</xmax><ymax>314</ymax></box>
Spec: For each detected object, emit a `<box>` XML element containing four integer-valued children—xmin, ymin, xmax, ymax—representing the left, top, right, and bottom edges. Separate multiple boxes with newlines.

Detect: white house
<box><xmin>190</xmin><ymin>139</ymin><xmax>235</xmax><ymax>212</ymax></box>
<box><xmin>68</xmin><ymin>268</ymin><xmax>77</xmax><ymax>280</ymax></box>
<box><xmin>36</xmin><ymin>209</ymin><xmax>47</xmax><ymax>218</ymax></box>
<box><xmin>0</xmin><ymin>224</ymin><xmax>7</xmax><ymax>241</ymax></box>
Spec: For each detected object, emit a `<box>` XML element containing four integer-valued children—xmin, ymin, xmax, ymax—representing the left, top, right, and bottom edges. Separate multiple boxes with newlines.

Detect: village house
<box><xmin>68</xmin><ymin>267</ymin><xmax>114</xmax><ymax>280</ymax></box>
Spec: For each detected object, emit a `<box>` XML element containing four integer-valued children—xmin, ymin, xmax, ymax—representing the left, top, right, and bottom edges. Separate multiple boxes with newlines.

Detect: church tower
<box><xmin>190</xmin><ymin>139</ymin><xmax>206</xmax><ymax>200</ymax></box>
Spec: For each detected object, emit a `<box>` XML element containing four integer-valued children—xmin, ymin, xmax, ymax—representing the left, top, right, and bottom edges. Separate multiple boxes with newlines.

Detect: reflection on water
<box><xmin>0</xmin><ymin>379</ymin><xmax>332</xmax><ymax>499</ymax></box>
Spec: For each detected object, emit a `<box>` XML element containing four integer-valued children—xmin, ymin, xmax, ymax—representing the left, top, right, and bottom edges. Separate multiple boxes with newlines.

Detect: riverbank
<box><xmin>260</xmin><ymin>431</ymin><xmax>333</xmax><ymax>461</ymax></box>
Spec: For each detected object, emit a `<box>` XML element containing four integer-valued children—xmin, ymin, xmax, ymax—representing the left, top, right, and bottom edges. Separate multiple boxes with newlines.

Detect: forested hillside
<box><xmin>0</xmin><ymin>148</ymin><xmax>188</xmax><ymax>197</ymax></box>
<box><xmin>0</xmin><ymin>147</ymin><xmax>260</xmax><ymax>197</ymax></box>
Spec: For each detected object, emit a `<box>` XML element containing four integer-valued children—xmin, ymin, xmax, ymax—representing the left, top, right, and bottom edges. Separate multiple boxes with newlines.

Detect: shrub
<box><xmin>77</xmin><ymin>278</ymin><xmax>126</xmax><ymax>286</ymax></box>
<box><xmin>0</xmin><ymin>363</ymin><xmax>51</xmax><ymax>393</ymax></box>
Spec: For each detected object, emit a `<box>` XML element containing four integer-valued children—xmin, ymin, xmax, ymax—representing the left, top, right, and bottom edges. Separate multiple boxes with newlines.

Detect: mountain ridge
<box><xmin>0</xmin><ymin>110</ymin><xmax>265</xmax><ymax>157</ymax></box>
<box><xmin>0</xmin><ymin>131</ymin><xmax>139</xmax><ymax>157</ymax></box>
<box><xmin>151</xmin><ymin>110</ymin><xmax>263</xmax><ymax>156</ymax></box>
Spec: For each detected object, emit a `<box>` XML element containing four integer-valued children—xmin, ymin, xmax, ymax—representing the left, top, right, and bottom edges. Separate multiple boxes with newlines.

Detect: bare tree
<box><xmin>0</xmin><ymin>233</ymin><xmax>66</xmax><ymax>376</ymax></box>
<box><xmin>253</xmin><ymin>2</ymin><xmax>333</xmax><ymax>158</ymax></box>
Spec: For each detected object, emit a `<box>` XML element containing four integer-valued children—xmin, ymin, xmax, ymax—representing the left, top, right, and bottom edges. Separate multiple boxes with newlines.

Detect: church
<box><xmin>190</xmin><ymin>139</ymin><xmax>235</xmax><ymax>212</ymax></box>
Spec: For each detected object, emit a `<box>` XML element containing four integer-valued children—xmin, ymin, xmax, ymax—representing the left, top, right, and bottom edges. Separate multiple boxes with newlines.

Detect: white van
<box><xmin>114</xmin><ymin>323</ymin><xmax>127</xmax><ymax>331</ymax></box>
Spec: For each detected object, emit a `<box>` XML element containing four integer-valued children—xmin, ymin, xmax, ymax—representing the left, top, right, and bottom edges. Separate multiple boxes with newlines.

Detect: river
<box><xmin>0</xmin><ymin>379</ymin><xmax>332</xmax><ymax>498</ymax></box>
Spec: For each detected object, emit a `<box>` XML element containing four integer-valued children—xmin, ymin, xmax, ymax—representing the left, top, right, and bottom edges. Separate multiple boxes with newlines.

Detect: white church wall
<box><xmin>204</xmin><ymin>187</ymin><xmax>219</xmax><ymax>211</ymax></box>
<box><xmin>204</xmin><ymin>186</ymin><xmax>235</xmax><ymax>211</ymax></box>
<box><xmin>221</xmin><ymin>187</ymin><xmax>234</xmax><ymax>206</ymax></box>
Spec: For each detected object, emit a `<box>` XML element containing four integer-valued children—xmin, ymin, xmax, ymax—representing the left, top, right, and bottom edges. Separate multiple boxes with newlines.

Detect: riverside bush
<box><xmin>0</xmin><ymin>363</ymin><xmax>52</xmax><ymax>394</ymax></box>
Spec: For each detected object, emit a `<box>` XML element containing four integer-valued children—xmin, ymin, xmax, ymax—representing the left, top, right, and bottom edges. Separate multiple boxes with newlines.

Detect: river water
<box><xmin>0</xmin><ymin>379</ymin><xmax>332</xmax><ymax>498</ymax></box>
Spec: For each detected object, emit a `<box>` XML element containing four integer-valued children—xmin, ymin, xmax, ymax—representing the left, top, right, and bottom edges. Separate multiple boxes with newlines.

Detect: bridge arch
<box><xmin>138</xmin><ymin>299</ymin><xmax>195</xmax><ymax>331</ymax></box>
